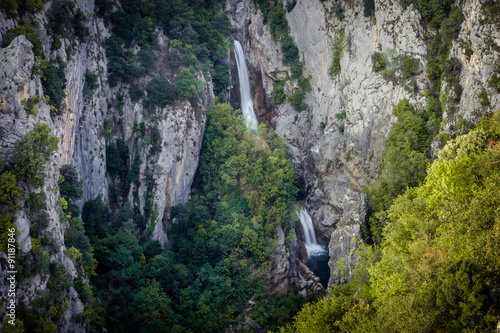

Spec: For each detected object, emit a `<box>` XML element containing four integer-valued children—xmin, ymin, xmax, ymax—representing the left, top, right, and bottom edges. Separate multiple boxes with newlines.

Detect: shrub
<box><xmin>28</xmin><ymin>192</ymin><xmax>47</xmax><ymax>213</ymax></box>
<box><xmin>399</xmin><ymin>54</ymin><xmax>419</xmax><ymax>79</ymax></box>
<box><xmin>12</xmin><ymin>123</ymin><xmax>58</xmax><ymax>187</ymax></box>
<box><xmin>59</xmin><ymin>165</ymin><xmax>83</xmax><ymax>200</ymax></box>
<box><xmin>269</xmin><ymin>5</ymin><xmax>288</xmax><ymax>39</ymax></box>
<box><xmin>271</xmin><ymin>80</ymin><xmax>286</xmax><ymax>103</ymax></box>
<box><xmin>22</xmin><ymin>96</ymin><xmax>43</xmax><ymax>115</ymax></box>
<box><xmin>175</xmin><ymin>68</ymin><xmax>199</xmax><ymax>100</ymax></box>
<box><xmin>47</xmin><ymin>0</ymin><xmax>89</xmax><ymax>43</ymax></box>
<box><xmin>281</xmin><ymin>35</ymin><xmax>299</xmax><ymax>66</ymax></box>
<box><xmin>289</xmin><ymin>90</ymin><xmax>307</xmax><ymax>111</ymax></box>
<box><xmin>478</xmin><ymin>91</ymin><xmax>490</xmax><ymax>106</ymax></box>
<box><xmin>335</xmin><ymin>110</ymin><xmax>346</xmax><ymax>119</ymax></box>
<box><xmin>331</xmin><ymin>4</ymin><xmax>345</xmax><ymax>20</ymax></box>
<box><xmin>0</xmin><ymin>171</ymin><xmax>20</xmax><ymax>252</ymax></box>
<box><xmin>371</xmin><ymin>52</ymin><xmax>387</xmax><ymax>72</ymax></box>
<box><xmin>41</xmin><ymin>64</ymin><xmax>67</xmax><ymax>113</ymax></box>
<box><xmin>137</xmin><ymin>49</ymin><xmax>155</xmax><ymax>75</ymax></box>
<box><xmin>129</xmin><ymin>84</ymin><xmax>144</xmax><ymax>102</ymax></box>
<box><xmin>363</xmin><ymin>0</ymin><xmax>375</xmax><ymax>17</ymax></box>
<box><xmin>84</xmin><ymin>71</ymin><xmax>98</xmax><ymax>96</ymax></box>
<box><xmin>5</xmin><ymin>24</ymin><xmax>43</xmax><ymax>57</ymax></box>
<box><xmin>329</xmin><ymin>29</ymin><xmax>345</xmax><ymax>77</ymax></box>
<box><xmin>144</xmin><ymin>77</ymin><xmax>174</xmax><ymax>107</ymax></box>
<box><xmin>286</xmin><ymin>0</ymin><xmax>297</xmax><ymax>12</ymax></box>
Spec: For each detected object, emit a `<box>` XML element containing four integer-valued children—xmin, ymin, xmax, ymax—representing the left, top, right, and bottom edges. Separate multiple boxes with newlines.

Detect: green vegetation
<box><xmin>80</xmin><ymin>103</ymin><xmax>303</xmax><ymax>332</ymax></box>
<box><xmin>363</xmin><ymin>0</ymin><xmax>375</xmax><ymax>17</ymax></box>
<box><xmin>488</xmin><ymin>64</ymin><xmax>500</xmax><ymax>92</ymax></box>
<box><xmin>371</xmin><ymin>52</ymin><xmax>387</xmax><ymax>72</ymax></box>
<box><xmin>144</xmin><ymin>77</ymin><xmax>174</xmax><ymax>107</ymax></box>
<box><xmin>280</xmin><ymin>112</ymin><xmax>500</xmax><ymax>332</ymax></box>
<box><xmin>0</xmin><ymin>170</ymin><xmax>20</xmax><ymax>252</ymax></box>
<box><xmin>271</xmin><ymin>80</ymin><xmax>287</xmax><ymax>103</ymax></box>
<box><xmin>22</xmin><ymin>96</ymin><xmax>44</xmax><ymax>115</ymax></box>
<box><xmin>12</xmin><ymin>123</ymin><xmax>58</xmax><ymax>188</ymax></box>
<box><xmin>258</xmin><ymin>2</ymin><xmax>311</xmax><ymax>111</ymax></box>
<box><xmin>329</xmin><ymin>29</ymin><xmax>345</xmax><ymax>77</ymax></box>
<box><xmin>478</xmin><ymin>90</ymin><xmax>490</xmax><ymax>106</ymax></box>
<box><xmin>366</xmin><ymin>99</ymin><xmax>430</xmax><ymax>242</ymax></box>
<box><xmin>84</xmin><ymin>71</ymin><xmax>99</xmax><ymax>96</ymax></box>
<box><xmin>0</xmin><ymin>0</ymin><xmax>45</xmax><ymax>18</ymax></box>
<box><xmin>98</xmin><ymin>0</ymin><xmax>232</xmax><ymax>98</ymax></box>
<box><xmin>47</xmin><ymin>0</ymin><xmax>89</xmax><ymax>47</ymax></box>
<box><xmin>41</xmin><ymin>63</ymin><xmax>67</xmax><ymax>114</ymax></box>
<box><xmin>331</xmin><ymin>4</ymin><xmax>345</xmax><ymax>20</ymax></box>
<box><xmin>4</xmin><ymin>23</ymin><xmax>43</xmax><ymax>57</ymax></box>
<box><xmin>175</xmin><ymin>67</ymin><xmax>204</xmax><ymax>100</ymax></box>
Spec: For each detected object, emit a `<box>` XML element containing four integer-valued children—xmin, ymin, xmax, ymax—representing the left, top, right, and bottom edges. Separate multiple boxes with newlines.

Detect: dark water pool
<box><xmin>305</xmin><ymin>246</ymin><xmax>330</xmax><ymax>288</ymax></box>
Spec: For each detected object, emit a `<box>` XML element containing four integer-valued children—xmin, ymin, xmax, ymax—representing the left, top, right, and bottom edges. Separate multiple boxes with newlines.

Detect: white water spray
<box><xmin>297</xmin><ymin>208</ymin><xmax>327</xmax><ymax>257</ymax></box>
<box><xmin>233</xmin><ymin>40</ymin><xmax>258</xmax><ymax>131</ymax></box>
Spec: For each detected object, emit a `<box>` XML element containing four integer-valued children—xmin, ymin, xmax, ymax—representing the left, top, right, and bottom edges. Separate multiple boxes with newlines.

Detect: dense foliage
<box><xmin>279</xmin><ymin>113</ymin><xmax>500</xmax><ymax>332</ymax></box>
<box><xmin>257</xmin><ymin>1</ymin><xmax>311</xmax><ymax>111</ymax></box>
<box><xmin>81</xmin><ymin>103</ymin><xmax>304</xmax><ymax>332</ymax></box>
<box><xmin>11</xmin><ymin>123</ymin><xmax>58</xmax><ymax>188</ymax></box>
<box><xmin>99</xmin><ymin>0</ymin><xmax>232</xmax><ymax>98</ymax></box>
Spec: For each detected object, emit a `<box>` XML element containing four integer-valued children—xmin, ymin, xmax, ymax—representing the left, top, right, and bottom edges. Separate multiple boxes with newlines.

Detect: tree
<box><xmin>144</xmin><ymin>77</ymin><xmax>174</xmax><ymax>107</ymax></box>
<box><xmin>59</xmin><ymin>165</ymin><xmax>83</xmax><ymax>200</ymax></box>
<box><xmin>12</xmin><ymin>123</ymin><xmax>58</xmax><ymax>187</ymax></box>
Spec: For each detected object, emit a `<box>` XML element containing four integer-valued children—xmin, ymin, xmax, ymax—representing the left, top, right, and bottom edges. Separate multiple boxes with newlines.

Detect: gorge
<box><xmin>0</xmin><ymin>0</ymin><xmax>499</xmax><ymax>332</ymax></box>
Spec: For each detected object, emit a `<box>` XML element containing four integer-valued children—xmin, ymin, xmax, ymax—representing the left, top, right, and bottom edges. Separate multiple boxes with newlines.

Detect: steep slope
<box><xmin>227</xmin><ymin>0</ymin><xmax>499</xmax><ymax>289</ymax></box>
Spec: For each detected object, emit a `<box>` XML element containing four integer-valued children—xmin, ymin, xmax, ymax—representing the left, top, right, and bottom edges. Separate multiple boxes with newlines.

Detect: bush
<box><xmin>175</xmin><ymin>68</ymin><xmax>199</xmax><ymax>100</ymax></box>
<box><xmin>271</xmin><ymin>80</ymin><xmax>286</xmax><ymax>103</ymax></box>
<box><xmin>28</xmin><ymin>192</ymin><xmax>47</xmax><ymax>213</ymax></box>
<box><xmin>0</xmin><ymin>171</ymin><xmax>20</xmax><ymax>252</ymax></box>
<box><xmin>59</xmin><ymin>165</ymin><xmax>83</xmax><ymax>200</ymax></box>
<box><xmin>289</xmin><ymin>90</ymin><xmax>307</xmax><ymax>111</ymax></box>
<box><xmin>144</xmin><ymin>77</ymin><xmax>174</xmax><ymax>107</ymax></box>
<box><xmin>5</xmin><ymin>24</ymin><xmax>43</xmax><ymax>57</ymax></box>
<box><xmin>129</xmin><ymin>84</ymin><xmax>144</xmax><ymax>102</ymax></box>
<box><xmin>137</xmin><ymin>49</ymin><xmax>155</xmax><ymax>75</ymax></box>
<box><xmin>268</xmin><ymin>5</ymin><xmax>288</xmax><ymax>39</ymax></box>
<box><xmin>399</xmin><ymin>54</ymin><xmax>419</xmax><ymax>79</ymax></box>
<box><xmin>281</xmin><ymin>35</ymin><xmax>300</xmax><ymax>66</ymax></box>
<box><xmin>22</xmin><ymin>96</ymin><xmax>44</xmax><ymax>116</ymax></box>
<box><xmin>12</xmin><ymin>123</ymin><xmax>58</xmax><ymax>187</ymax></box>
<box><xmin>84</xmin><ymin>71</ymin><xmax>98</xmax><ymax>96</ymax></box>
<box><xmin>331</xmin><ymin>4</ymin><xmax>345</xmax><ymax>20</ymax></box>
<box><xmin>371</xmin><ymin>52</ymin><xmax>387</xmax><ymax>72</ymax></box>
<box><xmin>107</xmin><ymin>138</ymin><xmax>129</xmax><ymax>177</ymax></box>
<box><xmin>363</xmin><ymin>0</ymin><xmax>375</xmax><ymax>17</ymax></box>
<box><xmin>330</xmin><ymin>29</ymin><xmax>345</xmax><ymax>77</ymax></box>
<box><xmin>478</xmin><ymin>91</ymin><xmax>490</xmax><ymax>106</ymax></box>
<box><xmin>41</xmin><ymin>64</ymin><xmax>67</xmax><ymax>113</ymax></box>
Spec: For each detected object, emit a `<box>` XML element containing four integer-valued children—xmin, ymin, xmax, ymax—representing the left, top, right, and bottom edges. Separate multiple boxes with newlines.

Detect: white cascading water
<box><xmin>233</xmin><ymin>40</ymin><xmax>258</xmax><ymax>131</ymax></box>
<box><xmin>297</xmin><ymin>208</ymin><xmax>327</xmax><ymax>257</ymax></box>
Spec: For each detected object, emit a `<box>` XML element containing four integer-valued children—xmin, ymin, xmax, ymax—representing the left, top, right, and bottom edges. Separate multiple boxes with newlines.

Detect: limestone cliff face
<box><xmin>227</xmin><ymin>0</ymin><xmax>499</xmax><ymax>290</ymax></box>
<box><xmin>0</xmin><ymin>0</ymin><xmax>211</xmax><ymax>330</ymax></box>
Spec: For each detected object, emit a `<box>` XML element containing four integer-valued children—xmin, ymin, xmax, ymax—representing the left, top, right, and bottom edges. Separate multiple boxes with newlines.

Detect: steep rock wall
<box><xmin>227</xmin><ymin>0</ymin><xmax>500</xmax><ymax>289</ymax></box>
<box><xmin>0</xmin><ymin>0</ymin><xmax>212</xmax><ymax>330</ymax></box>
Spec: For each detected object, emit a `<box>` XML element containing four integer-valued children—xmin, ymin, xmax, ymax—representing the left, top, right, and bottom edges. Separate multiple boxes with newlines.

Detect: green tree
<box><xmin>12</xmin><ymin>123</ymin><xmax>58</xmax><ymax>187</ymax></box>
<box><xmin>59</xmin><ymin>165</ymin><xmax>83</xmax><ymax>200</ymax></box>
<box><xmin>144</xmin><ymin>77</ymin><xmax>174</xmax><ymax>107</ymax></box>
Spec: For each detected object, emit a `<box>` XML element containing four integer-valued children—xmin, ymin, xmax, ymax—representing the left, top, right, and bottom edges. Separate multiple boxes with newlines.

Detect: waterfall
<box><xmin>233</xmin><ymin>40</ymin><xmax>258</xmax><ymax>131</ymax></box>
<box><xmin>297</xmin><ymin>208</ymin><xmax>327</xmax><ymax>257</ymax></box>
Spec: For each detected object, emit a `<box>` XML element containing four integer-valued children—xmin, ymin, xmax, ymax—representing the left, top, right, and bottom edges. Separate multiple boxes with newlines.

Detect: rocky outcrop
<box><xmin>227</xmin><ymin>0</ymin><xmax>499</xmax><ymax>290</ymax></box>
<box><xmin>0</xmin><ymin>0</ymin><xmax>212</xmax><ymax>330</ymax></box>
<box><xmin>268</xmin><ymin>226</ymin><xmax>323</xmax><ymax>295</ymax></box>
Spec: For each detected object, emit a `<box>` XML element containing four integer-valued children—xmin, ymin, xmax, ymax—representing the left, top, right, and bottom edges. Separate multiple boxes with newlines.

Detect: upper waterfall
<box><xmin>233</xmin><ymin>40</ymin><xmax>258</xmax><ymax>131</ymax></box>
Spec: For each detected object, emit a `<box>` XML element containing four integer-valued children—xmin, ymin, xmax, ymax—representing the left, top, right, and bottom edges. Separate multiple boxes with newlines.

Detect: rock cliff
<box><xmin>0</xmin><ymin>0</ymin><xmax>212</xmax><ymax>330</ymax></box>
<box><xmin>227</xmin><ymin>0</ymin><xmax>499</xmax><ymax>290</ymax></box>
